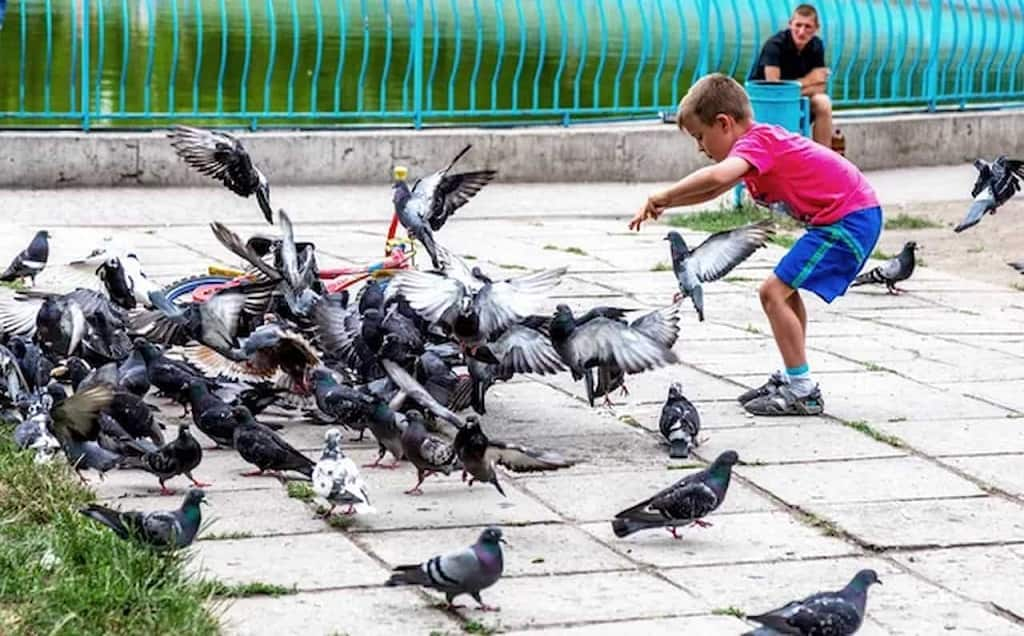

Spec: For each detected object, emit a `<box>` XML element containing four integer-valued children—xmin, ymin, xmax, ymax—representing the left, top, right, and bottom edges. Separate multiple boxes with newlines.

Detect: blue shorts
<box><xmin>775</xmin><ymin>206</ymin><xmax>883</xmax><ymax>303</ymax></box>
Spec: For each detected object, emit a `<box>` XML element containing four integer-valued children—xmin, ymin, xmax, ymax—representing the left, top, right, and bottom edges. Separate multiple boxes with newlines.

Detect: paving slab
<box><xmin>192</xmin><ymin>533</ymin><xmax>389</xmax><ymax>590</ymax></box>
<box><xmin>941</xmin><ymin>454</ymin><xmax>1024</xmax><ymax>497</ymax></box>
<box><xmin>219</xmin><ymin>587</ymin><xmax>461</xmax><ymax>636</ymax></box>
<box><xmin>355</xmin><ymin>523</ymin><xmax>634</xmax><ymax>577</ymax></box>
<box><xmin>517</xmin><ymin>469</ymin><xmax>776</xmax><ymax>523</ymax></box>
<box><xmin>870</xmin><ymin>417</ymin><xmax>1024</xmax><ymax>456</ymax></box>
<box><xmin>581</xmin><ymin>510</ymin><xmax>858</xmax><ymax>568</ymax></box>
<box><xmin>696</xmin><ymin>423</ymin><xmax>906</xmax><ymax>464</ymax></box>
<box><xmin>501</xmin><ymin>615</ymin><xmax>750</xmax><ymax>636</ymax></box>
<box><xmin>893</xmin><ymin>546</ymin><xmax>1024</xmax><ymax>619</ymax></box>
<box><xmin>819</xmin><ymin>372</ymin><xmax>1012</xmax><ymax>422</ymax></box>
<box><xmin>811</xmin><ymin>496</ymin><xmax>1024</xmax><ymax>548</ymax></box>
<box><xmin>939</xmin><ymin>380</ymin><xmax>1024</xmax><ymax>413</ymax></box>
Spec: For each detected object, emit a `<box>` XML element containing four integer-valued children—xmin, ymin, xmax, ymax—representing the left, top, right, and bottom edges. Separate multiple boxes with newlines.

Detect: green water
<box><xmin>0</xmin><ymin>0</ymin><xmax>1020</xmax><ymax>129</ymax></box>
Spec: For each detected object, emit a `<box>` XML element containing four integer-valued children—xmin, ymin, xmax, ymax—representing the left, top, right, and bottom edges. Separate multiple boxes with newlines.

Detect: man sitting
<box><xmin>749</xmin><ymin>4</ymin><xmax>833</xmax><ymax>148</ymax></box>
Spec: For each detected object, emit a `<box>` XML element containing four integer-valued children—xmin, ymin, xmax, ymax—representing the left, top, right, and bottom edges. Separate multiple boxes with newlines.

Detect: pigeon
<box><xmin>117</xmin><ymin>346</ymin><xmax>151</xmax><ymax>398</ymax></box>
<box><xmin>849</xmin><ymin>241</ymin><xmax>917</xmax><ymax>295</ymax></box>
<box><xmin>1</xmin><ymin>230</ymin><xmax>50</xmax><ymax>286</ymax></box>
<box><xmin>187</xmin><ymin>380</ymin><xmax>242</xmax><ymax>448</ymax></box>
<box><xmin>386</xmin><ymin>526</ymin><xmax>505</xmax><ymax>611</ymax></box>
<box><xmin>549</xmin><ymin>303</ymin><xmax>680</xmax><ymax>407</ymax></box>
<box><xmin>665</xmin><ymin>221</ymin><xmax>774</xmax><ymax>321</ymax></box>
<box><xmin>311</xmin><ymin>368</ymin><xmax>375</xmax><ymax>439</ymax></box>
<box><xmin>168</xmin><ymin>125</ymin><xmax>274</xmax><ymax>224</ymax></box>
<box><xmin>453</xmin><ymin>415</ymin><xmax>575</xmax><ymax>496</ymax></box>
<box><xmin>232</xmin><ymin>405</ymin><xmax>315</xmax><ymax>477</ymax></box>
<box><xmin>14</xmin><ymin>409</ymin><xmax>61</xmax><ymax>463</ymax></box>
<box><xmin>466</xmin><ymin>322</ymin><xmax>566</xmax><ymax>413</ymax></box>
<box><xmin>954</xmin><ymin>156</ymin><xmax>1023</xmax><ymax>232</ymax></box>
<box><xmin>130</xmin><ymin>423</ymin><xmax>209</xmax><ymax>496</ymax></box>
<box><xmin>743</xmin><ymin>569</ymin><xmax>882</xmax><ymax>636</ymax></box>
<box><xmin>44</xmin><ymin>383</ymin><xmax>119</xmax><ymax>478</ymax></box>
<box><xmin>612</xmin><ymin>450</ymin><xmax>738</xmax><ymax>539</ymax></box>
<box><xmin>312</xmin><ymin>428</ymin><xmax>373</xmax><ymax>515</ymax></box>
<box><xmin>0</xmin><ymin>343</ymin><xmax>29</xmax><ymax>407</ymax></box>
<box><xmin>97</xmin><ymin>257</ymin><xmax>137</xmax><ymax>310</ymax></box>
<box><xmin>80</xmin><ymin>489</ymin><xmax>207</xmax><ymax>549</ymax></box>
<box><xmin>399</xmin><ymin>411</ymin><xmax>460</xmax><ymax>495</ymax></box>
<box><xmin>660</xmin><ymin>382</ymin><xmax>701</xmax><ymax>458</ymax></box>
<box><xmin>392</xmin><ymin>147</ymin><xmax>497</xmax><ymax>269</ymax></box>
<box><xmin>7</xmin><ymin>335</ymin><xmax>52</xmax><ymax>393</ymax></box>
<box><xmin>362</xmin><ymin>398</ymin><xmax>406</xmax><ymax>469</ymax></box>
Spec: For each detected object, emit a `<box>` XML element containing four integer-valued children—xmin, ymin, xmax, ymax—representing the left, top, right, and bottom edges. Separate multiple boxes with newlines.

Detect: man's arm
<box><xmin>799</xmin><ymin>68</ymin><xmax>829</xmax><ymax>96</ymax></box>
<box><xmin>629</xmin><ymin>158</ymin><xmax>751</xmax><ymax>230</ymax></box>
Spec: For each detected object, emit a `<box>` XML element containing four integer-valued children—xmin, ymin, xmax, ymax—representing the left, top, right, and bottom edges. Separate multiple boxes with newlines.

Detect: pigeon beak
<box><xmin>499</xmin><ymin>538</ymin><xmax>508</xmax><ymax>545</ymax></box>
<box><xmin>200</xmin><ymin>499</ymin><xmax>210</xmax><ymax>506</ymax></box>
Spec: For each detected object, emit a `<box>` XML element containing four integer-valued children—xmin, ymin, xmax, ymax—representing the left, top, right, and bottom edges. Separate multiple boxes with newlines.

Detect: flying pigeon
<box><xmin>392</xmin><ymin>146</ymin><xmax>497</xmax><ymax>269</ymax></box>
<box><xmin>1</xmin><ymin>230</ymin><xmax>50</xmax><ymax>286</ymax></box>
<box><xmin>743</xmin><ymin>569</ymin><xmax>882</xmax><ymax>636</ymax></box>
<box><xmin>312</xmin><ymin>428</ymin><xmax>373</xmax><ymax>515</ymax></box>
<box><xmin>453</xmin><ymin>415</ymin><xmax>575</xmax><ymax>496</ymax></box>
<box><xmin>660</xmin><ymin>382</ymin><xmax>701</xmax><ymax>458</ymax></box>
<box><xmin>168</xmin><ymin>125</ymin><xmax>273</xmax><ymax>224</ymax></box>
<box><xmin>954</xmin><ymin>156</ymin><xmax>1023</xmax><ymax>232</ymax></box>
<box><xmin>665</xmin><ymin>220</ymin><xmax>774</xmax><ymax>321</ymax></box>
<box><xmin>386</xmin><ymin>526</ymin><xmax>505</xmax><ymax>611</ymax></box>
<box><xmin>80</xmin><ymin>489</ymin><xmax>207</xmax><ymax>549</ymax></box>
<box><xmin>612</xmin><ymin>450</ymin><xmax>738</xmax><ymax>539</ymax></box>
<box><xmin>849</xmin><ymin>241</ymin><xmax>917</xmax><ymax>294</ymax></box>
<box><xmin>232</xmin><ymin>405</ymin><xmax>314</xmax><ymax>477</ymax></box>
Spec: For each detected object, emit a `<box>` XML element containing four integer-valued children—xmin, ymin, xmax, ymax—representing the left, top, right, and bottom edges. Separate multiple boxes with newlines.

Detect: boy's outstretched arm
<box><xmin>629</xmin><ymin>157</ymin><xmax>751</xmax><ymax>231</ymax></box>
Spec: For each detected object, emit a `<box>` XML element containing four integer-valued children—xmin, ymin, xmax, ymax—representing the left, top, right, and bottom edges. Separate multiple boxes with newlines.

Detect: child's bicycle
<box><xmin>161</xmin><ymin>213</ymin><xmax>416</xmax><ymax>304</ymax></box>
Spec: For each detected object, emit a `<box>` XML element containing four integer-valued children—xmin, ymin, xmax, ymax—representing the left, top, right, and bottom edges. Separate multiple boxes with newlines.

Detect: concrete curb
<box><xmin>2</xmin><ymin>109</ymin><xmax>1023</xmax><ymax>188</ymax></box>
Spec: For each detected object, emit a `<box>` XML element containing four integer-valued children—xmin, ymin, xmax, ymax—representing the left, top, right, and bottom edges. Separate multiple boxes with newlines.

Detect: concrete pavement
<box><xmin>5</xmin><ymin>169</ymin><xmax>1024</xmax><ymax>635</ymax></box>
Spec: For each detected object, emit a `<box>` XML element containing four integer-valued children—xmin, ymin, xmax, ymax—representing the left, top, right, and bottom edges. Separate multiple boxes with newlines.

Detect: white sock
<box><xmin>785</xmin><ymin>364</ymin><xmax>815</xmax><ymax>397</ymax></box>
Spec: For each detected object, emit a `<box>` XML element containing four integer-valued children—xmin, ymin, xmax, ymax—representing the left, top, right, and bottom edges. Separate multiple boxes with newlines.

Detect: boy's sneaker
<box><xmin>736</xmin><ymin>371</ymin><xmax>787</xmax><ymax>404</ymax></box>
<box><xmin>743</xmin><ymin>385</ymin><xmax>825</xmax><ymax>416</ymax></box>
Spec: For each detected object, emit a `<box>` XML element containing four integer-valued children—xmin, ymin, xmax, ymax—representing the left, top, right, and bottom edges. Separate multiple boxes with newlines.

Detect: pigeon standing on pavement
<box><xmin>849</xmin><ymin>241</ymin><xmax>917</xmax><ymax>295</ymax></box>
<box><xmin>168</xmin><ymin>125</ymin><xmax>274</xmax><ymax>224</ymax></box>
<box><xmin>312</xmin><ymin>428</ymin><xmax>373</xmax><ymax>516</ymax></box>
<box><xmin>399</xmin><ymin>411</ymin><xmax>460</xmax><ymax>495</ymax></box>
<box><xmin>130</xmin><ymin>423</ymin><xmax>209</xmax><ymax>495</ymax></box>
<box><xmin>232</xmin><ymin>405</ymin><xmax>315</xmax><ymax>477</ymax></box>
<box><xmin>1</xmin><ymin>230</ymin><xmax>50</xmax><ymax>286</ymax></box>
<box><xmin>743</xmin><ymin>569</ymin><xmax>882</xmax><ymax>636</ymax></box>
<box><xmin>660</xmin><ymin>382</ymin><xmax>701</xmax><ymax>459</ymax></box>
<box><xmin>665</xmin><ymin>220</ymin><xmax>774</xmax><ymax>321</ymax></box>
<box><xmin>453</xmin><ymin>415</ymin><xmax>575</xmax><ymax>496</ymax></box>
<box><xmin>386</xmin><ymin>526</ymin><xmax>506</xmax><ymax>611</ymax></box>
<box><xmin>612</xmin><ymin>450</ymin><xmax>738</xmax><ymax>539</ymax></box>
<box><xmin>954</xmin><ymin>156</ymin><xmax>1023</xmax><ymax>232</ymax></box>
<box><xmin>80</xmin><ymin>489</ymin><xmax>207</xmax><ymax>549</ymax></box>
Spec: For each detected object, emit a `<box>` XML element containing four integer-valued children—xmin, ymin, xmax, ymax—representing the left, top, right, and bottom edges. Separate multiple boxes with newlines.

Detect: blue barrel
<box><xmin>745</xmin><ymin>80</ymin><xmax>809</xmax><ymax>136</ymax></box>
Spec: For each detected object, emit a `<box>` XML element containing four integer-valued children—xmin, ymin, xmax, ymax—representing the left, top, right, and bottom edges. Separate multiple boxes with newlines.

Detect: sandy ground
<box><xmin>859</xmin><ymin>199</ymin><xmax>1024</xmax><ymax>290</ymax></box>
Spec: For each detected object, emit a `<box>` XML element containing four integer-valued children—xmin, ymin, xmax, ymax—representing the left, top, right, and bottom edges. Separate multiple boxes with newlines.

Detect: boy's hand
<box><xmin>629</xmin><ymin>196</ymin><xmax>665</xmax><ymax>231</ymax></box>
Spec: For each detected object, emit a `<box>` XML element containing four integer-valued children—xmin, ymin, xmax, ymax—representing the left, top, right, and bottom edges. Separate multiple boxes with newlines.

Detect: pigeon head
<box><xmin>134</xmin><ymin>338</ymin><xmax>162</xmax><ymax>362</ymax></box>
<box><xmin>478</xmin><ymin>526</ymin><xmax>506</xmax><ymax>546</ymax></box>
<box><xmin>464</xmin><ymin>415</ymin><xmax>482</xmax><ymax>431</ymax></box>
<box><xmin>663</xmin><ymin>231</ymin><xmax>689</xmax><ymax>254</ymax></box>
<box><xmin>34</xmin><ymin>230</ymin><xmax>52</xmax><ymax>241</ymax></box>
<box><xmin>324</xmin><ymin>427</ymin><xmax>343</xmax><ymax>448</ymax></box>
<box><xmin>710</xmin><ymin>450</ymin><xmax>739</xmax><ymax>471</ymax></box>
<box><xmin>667</xmin><ymin>382</ymin><xmax>683</xmax><ymax>399</ymax></box>
<box><xmin>231</xmin><ymin>405</ymin><xmax>257</xmax><ymax>425</ymax></box>
<box><xmin>849</xmin><ymin>569</ymin><xmax>882</xmax><ymax>591</ymax></box>
<box><xmin>903</xmin><ymin>241</ymin><xmax>918</xmax><ymax>253</ymax></box>
<box><xmin>183</xmin><ymin>489</ymin><xmax>208</xmax><ymax>509</ymax></box>
<box><xmin>312</xmin><ymin>368</ymin><xmax>335</xmax><ymax>386</ymax></box>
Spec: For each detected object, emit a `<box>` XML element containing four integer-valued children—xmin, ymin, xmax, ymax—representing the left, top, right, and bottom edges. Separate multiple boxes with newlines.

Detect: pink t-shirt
<box><xmin>727</xmin><ymin>122</ymin><xmax>879</xmax><ymax>226</ymax></box>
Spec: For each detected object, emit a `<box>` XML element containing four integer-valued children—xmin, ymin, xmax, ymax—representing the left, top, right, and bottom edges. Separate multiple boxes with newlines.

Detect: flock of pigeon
<box><xmin>1</xmin><ymin>129</ymin><xmax>1020</xmax><ymax>634</ymax></box>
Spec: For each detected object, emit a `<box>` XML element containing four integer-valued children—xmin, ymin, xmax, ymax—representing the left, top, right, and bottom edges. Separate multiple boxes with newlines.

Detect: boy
<box><xmin>629</xmin><ymin>73</ymin><xmax>881</xmax><ymax>416</ymax></box>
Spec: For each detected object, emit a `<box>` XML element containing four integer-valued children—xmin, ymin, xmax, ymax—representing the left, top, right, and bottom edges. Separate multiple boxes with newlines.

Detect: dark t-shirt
<box><xmin>749</xmin><ymin>29</ymin><xmax>826</xmax><ymax>81</ymax></box>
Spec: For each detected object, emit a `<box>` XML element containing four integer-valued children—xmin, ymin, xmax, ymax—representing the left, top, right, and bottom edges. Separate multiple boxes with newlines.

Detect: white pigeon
<box><xmin>312</xmin><ymin>428</ymin><xmax>373</xmax><ymax>515</ymax></box>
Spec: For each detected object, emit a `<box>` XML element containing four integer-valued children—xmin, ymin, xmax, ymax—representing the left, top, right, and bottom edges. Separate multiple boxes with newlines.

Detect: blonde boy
<box><xmin>630</xmin><ymin>74</ymin><xmax>882</xmax><ymax>416</ymax></box>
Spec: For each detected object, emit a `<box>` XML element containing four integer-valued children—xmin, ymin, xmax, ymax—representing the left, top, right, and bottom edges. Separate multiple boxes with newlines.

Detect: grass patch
<box><xmin>884</xmin><ymin>213</ymin><xmax>941</xmax><ymax>230</ymax></box>
<box><xmin>461</xmin><ymin>254</ymin><xmax>478</xmax><ymax>261</ymax></box>
<box><xmin>768</xmin><ymin>233</ymin><xmax>798</xmax><ymax>249</ymax></box>
<box><xmin>326</xmin><ymin>514</ymin><xmax>356</xmax><ymax>530</ymax></box>
<box><xmin>203</xmin><ymin>581</ymin><xmax>297</xmax><ymax>598</ymax></box>
<box><xmin>841</xmin><ymin>419</ymin><xmax>904</xmax><ymax>448</ymax></box>
<box><xmin>617</xmin><ymin>415</ymin><xmax>641</xmax><ymax>428</ymax></box>
<box><xmin>870</xmin><ymin>248</ymin><xmax>895</xmax><ymax>260</ymax></box>
<box><xmin>202</xmin><ymin>531</ymin><xmax>254</xmax><ymax>541</ymax></box>
<box><xmin>711</xmin><ymin>606</ymin><xmax>746</xmax><ymax>618</ymax></box>
<box><xmin>724</xmin><ymin>275</ymin><xmax>759</xmax><ymax>283</ymax></box>
<box><xmin>1013</xmin><ymin>282</ymin><xmax>1024</xmax><ymax>293</ymax></box>
<box><xmin>744</xmin><ymin>323</ymin><xmax>762</xmax><ymax>335</ymax></box>
<box><xmin>287</xmin><ymin>481</ymin><xmax>315</xmax><ymax>502</ymax></box>
<box><xmin>496</xmin><ymin>263</ymin><xmax>528</xmax><ymax>271</ymax></box>
<box><xmin>543</xmin><ymin>244</ymin><xmax>559</xmax><ymax>251</ymax></box>
<box><xmin>667</xmin><ymin>462</ymin><xmax>703</xmax><ymax>470</ymax></box>
<box><xmin>887</xmin><ymin>416</ymin><xmax>908</xmax><ymax>423</ymax></box>
<box><xmin>0</xmin><ymin>280</ymin><xmax>26</xmax><ymax>291</ymax></box>
<box><xmin>564</xmin><ymin>246</ymin><xmax>587</xmax><ymax>256</ymax></box>
<box><xmin>862</xmin><ymin>362</ymin><xmax>889</xmax><ymax>372</ymax></box>
<box><xmin>802</xmin><ymin>511</ymin><xmax>844</xmax><ymax>538</ymax></box>
<box><xmin>463</xmin><ymin>620</ymin><xmax>497</xmax><ymax>635</ymax></box>
<box><xmin>667</xmin><ymin>201</ymin><xmax>802</xmax><ymax>233</ymax></box>
<box><xmin>0</xmin><ymin>424</ymin><xmax>220</xmax><ymax>635</ymax></box>
<box><xmin>651</xmin><ymin>261</ymin><xmax>671</xmax><ymax>272</ymax></box>
<box><xmin>967</xmin><ymin>245</ymin><xmax>985</xmax><ymax>254</ymax></box>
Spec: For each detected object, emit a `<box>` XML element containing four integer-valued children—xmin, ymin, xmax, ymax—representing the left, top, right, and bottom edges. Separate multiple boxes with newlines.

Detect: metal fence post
<box><xmin>694</xmin><ymin>0</ymin><xmax>710</xmax><ymax>80</ymax></box>
<box><xmin>413</xmin><ymin>0</ymin><xmax>424</xmax><ymax>129</ymax></box>
<box><xmin>926</xmin><ymin>0</ymin><xmax>941</xmax><ymax>111</ymax></box>
<box><xmin>81</xmin><ymin>0</ymin><xmax>91</xmax><ymax>130</ymax></box>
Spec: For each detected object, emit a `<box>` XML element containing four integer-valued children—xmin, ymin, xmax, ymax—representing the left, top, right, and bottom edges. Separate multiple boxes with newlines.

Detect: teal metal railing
<box><xmin>0</xmin><ymin>0</ymin><xmax>1023</xmax><ymax>129</ymax></box>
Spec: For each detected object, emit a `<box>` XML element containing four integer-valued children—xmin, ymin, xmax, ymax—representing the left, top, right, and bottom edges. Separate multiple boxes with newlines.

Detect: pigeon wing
<box><xmin>485</xmin><ymin>439</ymin><xmax>575</xmax><ymax>472</ymax></box>
<box><xmin>686</xmin><ymin>220</ymin><xmax>774</xmax><ymax>283</ymax></box>
<box><xmin>491</xmin><ymin>324</ymin><xmax>566</xmax><ymax>376</ymax></box>
<box><xmin>629</xmin><ymin>304</ymin><xmax>681</xmax><ymax>349</ymax></box>
<box><xmin>427</xmin><ymin>170</ymin><xmax>497</xmax><ymax>231</ymax></box>
<box><xmin>568</xmin><ymin>317</ymin><xmax>678</xmax><ymax>374</ymax></box>
<box><xmin>385</xmin><ymin>270</ymin><xmax>466</xmax><ymax>327</ymax></box>
<box><xmin>168</xmin><ymin>125</ymin><xmax>260</xmax><ymax>197</ymax></box>
<box><xmin>473</xmin><ymin>267</ymin><xmax>566</xmax><ymax>337</ymax></box>
<box><xmin>382</xmin><ymin>359</ymin><xmax>464</xmax><ymax>427</ymax></box>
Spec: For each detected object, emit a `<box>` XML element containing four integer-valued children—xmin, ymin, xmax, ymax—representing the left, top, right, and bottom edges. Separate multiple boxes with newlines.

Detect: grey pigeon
<box><xmin>168</xmin><ymin>125</ymin><xmax>273</xmax><ymax>224</ymax></box>
<box><xmin>130</xmin><ymin>423</ymin><xmax>209</xmax><ymax>496</ymax></box>
<box><xmin>849</xmin><ymin>241</ymin><xmax>917</xmax><ymax>294</ymax></box>
<box><xmin>743</xmin><ymin>569</ymin><xmax>882</xmax><ymax>635</ymax></box>
<box><xmin>386</xmin><ymin>526</ymin><xmax>505</xmax><ymax>611</ymax></box>
<box><xmin>232</xmin><ymin>405</ymin><xmax>315</xmax><ymax>477</ymax></box>
<box><xmin>312</xmin><ymin>428</ymin><xmax>373</xmax><ymax>515</ymax></box>
<box><xmin>955</xmin><ymin>156</ymin><xmax>1023</xmax><ymax>232</ymax></box>
<box><xmin>666</xmin><ymin>220</ymin><xmax>774</xmax><ymax>321</ymax></box>
<box><xmin>80</xmin><ymin>489</ymin><xmax>207</xmax><ymax>549</ymax></box>
<box><xmin>454</xmin><ymin>415</ymin><xmax>575</xmax><ymax>496</ymax></box>
<box><xmin>392</xmin><ymin>146</ymin><xmax>497</xmax><ymax>270</ymax></box>
<box><xmin>612</xmin><ymin>450</ymin><xmax>738</xmax><ymax>539</ymax></box>
<box><xmin>363</xmin><ymin>397</ymin><xmax>406</xmax><ymax>469</ymax></box>
<box><xmin>311</xmin><ymin>368</ymin><xmax>375</xmax><ymax>439</ymax></box>
<box><xmin>1</xmin><ymin>230</ymin><xmax>50</xmax><ymax>286</ymax></box>
<box><xmin>400</xmin><ymin>411</ymin><xmax>459</xmax><ymax>495</ymax></box>
<box><xmin>660</xmin><ymin>382</ymin><xmax>701</xmax><ymax>458</ymax></box>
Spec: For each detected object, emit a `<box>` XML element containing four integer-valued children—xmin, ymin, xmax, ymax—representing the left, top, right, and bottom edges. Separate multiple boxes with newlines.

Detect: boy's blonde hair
<box><xmin>676</xmin><ymin>73</ymin><xmax>753</xmax><ymax>129</ymax></box>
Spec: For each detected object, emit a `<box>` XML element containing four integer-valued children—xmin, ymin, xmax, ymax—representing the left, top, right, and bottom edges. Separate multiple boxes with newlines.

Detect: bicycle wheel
<box><xmin>161</xmin><ymin>274</ymin><xmax>233</xmax><ymax>304</ymax></box>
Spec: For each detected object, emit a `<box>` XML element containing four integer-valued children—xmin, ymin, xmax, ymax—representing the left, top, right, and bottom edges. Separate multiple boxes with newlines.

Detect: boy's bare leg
<box><xmin>759</xmin><ymin>275</ymin><xmax>806</xmax><ymax>369</ymax></box>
